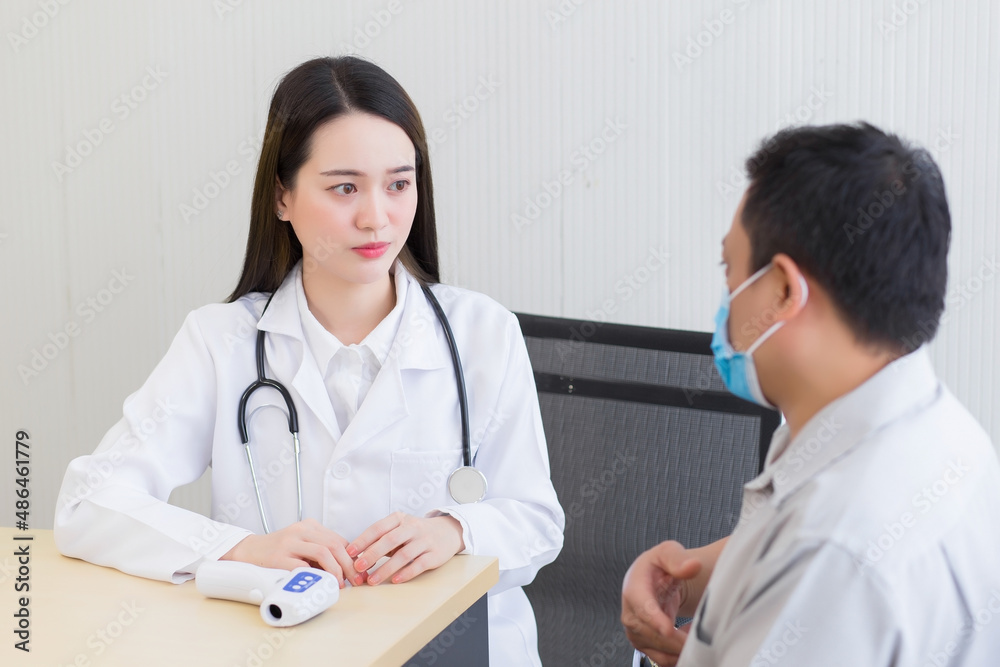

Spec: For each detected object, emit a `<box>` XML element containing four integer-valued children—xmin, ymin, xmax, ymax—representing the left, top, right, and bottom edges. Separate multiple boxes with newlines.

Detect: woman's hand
<box><xmin>621</xmin><ymin>540</ymin><xmax>702</xmax><ymax>667</ymax></box>
<box><xmin>346</xmin><ymin>512</ymin><xmax>465</xmax><ymax>586</ymax></box>
<box><xmin>221</xmin><ymin>518</ymin><xmax>355</xmax><ymax>588</ymax></box>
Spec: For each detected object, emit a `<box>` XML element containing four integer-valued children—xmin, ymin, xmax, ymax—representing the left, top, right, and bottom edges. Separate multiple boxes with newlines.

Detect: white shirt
<box><xmin>54</xmin><ymin>261</ymin><xmax>564</xmax><ymax>667</ymax></box>
<box><xmin>678</xmin><ymin>348</ymin><xmax>1000</xmax><ymax>667</ymax></box>
<box><xmin>295</xmin><ymin>264</ymin><xmax>406</xmax><ymax>433</ymax></box>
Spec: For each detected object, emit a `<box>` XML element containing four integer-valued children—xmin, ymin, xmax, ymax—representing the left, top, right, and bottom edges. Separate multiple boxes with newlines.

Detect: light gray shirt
<box><xmin>678</xmin><ymin>348</ymin><xmax>1000</xmax><ymax>666</ymax></box>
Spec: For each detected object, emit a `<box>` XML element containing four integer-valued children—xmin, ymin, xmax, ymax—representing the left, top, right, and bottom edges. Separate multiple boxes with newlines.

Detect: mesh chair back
<box><xmin>516</xmin><ymin>313</ymin><xmax>780</xmax><ymax>667</ymax></box>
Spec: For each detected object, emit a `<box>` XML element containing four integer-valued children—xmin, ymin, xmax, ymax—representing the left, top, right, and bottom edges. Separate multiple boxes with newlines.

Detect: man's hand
<box><xmin>622</xmin><ymin>540</ymin><xmax>702</xmax><ymax>667</ymax></box>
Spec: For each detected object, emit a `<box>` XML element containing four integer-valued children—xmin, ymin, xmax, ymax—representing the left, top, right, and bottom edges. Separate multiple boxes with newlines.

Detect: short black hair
<box><xmin>741</xmin><ymin>122</ymin><xmax>951</xmax><ymax>354</ymax></box>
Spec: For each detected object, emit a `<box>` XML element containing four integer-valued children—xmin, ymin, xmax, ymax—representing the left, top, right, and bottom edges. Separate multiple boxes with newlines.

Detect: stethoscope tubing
<box><xmin>237</xmin><ymin>280</ymin><xmax>474</xmax><ymax>533</ymax></box>
<box><xmin>419</xmin><ymin>283</ymin><xmax>472</xmax><ymax>468</ymax></box>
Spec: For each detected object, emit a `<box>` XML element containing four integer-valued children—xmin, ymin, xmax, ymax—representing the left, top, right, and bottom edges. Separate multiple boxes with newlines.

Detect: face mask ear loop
<box><xmin>729</xmin><ymin>262</ymin><xmax>774</xmax><ymax>301</ymax></box>
<box><xmin>745</xmin><ymin>273</ymin><xmax>809</xmax><ymax>356</ymax></box>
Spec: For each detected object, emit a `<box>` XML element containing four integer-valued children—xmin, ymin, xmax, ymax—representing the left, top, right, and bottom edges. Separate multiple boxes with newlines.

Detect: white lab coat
<box><xmin>54</xmin><ymin>262</ymin><xmax>565</xmax><ymax>666</ymax></box>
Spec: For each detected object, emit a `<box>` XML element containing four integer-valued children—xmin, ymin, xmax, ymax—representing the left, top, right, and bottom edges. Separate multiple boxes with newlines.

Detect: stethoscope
<box><xmin>237</xmin><ymin>283</ymin><xmax>488</xmax><ymax>534</ymax></box>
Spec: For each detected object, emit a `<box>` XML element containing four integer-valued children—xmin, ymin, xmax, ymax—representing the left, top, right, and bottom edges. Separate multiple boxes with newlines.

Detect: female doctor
<box><xmin>54</xmin><ymin>56</ymin><xmax>564</xmax><ymax>666</ymax></box>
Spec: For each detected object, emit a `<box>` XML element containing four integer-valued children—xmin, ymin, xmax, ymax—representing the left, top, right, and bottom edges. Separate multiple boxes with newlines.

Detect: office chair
<box><xmin>515</xmin><ymin>313</ymin><xmax>781</xmax><ymax>667</ymax></box>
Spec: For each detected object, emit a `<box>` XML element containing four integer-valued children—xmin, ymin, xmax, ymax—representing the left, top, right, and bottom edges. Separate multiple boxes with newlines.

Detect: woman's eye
<box><xmin>331</xmin><ymin>183</ymin><xmax>356</xmax><ymax>195</ymax></box>
<box><xmin>389</xmin><ymin>179</ymin><xmax>410</xmax><ymax>192</ymax></box>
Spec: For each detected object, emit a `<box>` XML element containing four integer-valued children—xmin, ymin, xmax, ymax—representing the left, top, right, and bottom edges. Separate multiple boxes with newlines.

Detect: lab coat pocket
<box><xmin>389</xmin><ymin>449</ymin><xmax>463</xmax><ymax>516</ymax></box>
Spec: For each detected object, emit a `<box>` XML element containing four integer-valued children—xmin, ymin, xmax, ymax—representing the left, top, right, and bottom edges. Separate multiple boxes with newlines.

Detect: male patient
<box><xmin>622</xmin><ymin>122</ymin><xmax>1000</xmax><ymax>666</ymax></box>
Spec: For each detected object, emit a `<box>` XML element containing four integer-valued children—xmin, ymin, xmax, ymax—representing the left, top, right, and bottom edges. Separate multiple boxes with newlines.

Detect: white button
<box><xmin>333</xmin><ymin>461</ymin><xmax>351</xmax><ymax>479</ymax></box>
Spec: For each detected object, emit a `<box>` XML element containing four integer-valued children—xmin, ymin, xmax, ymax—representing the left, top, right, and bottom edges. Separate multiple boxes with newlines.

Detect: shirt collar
<box><xmin>758</xmin><ymin>347</ymin><xmax>942</xmax><ymax>503</ymax></box>
<box><xmin>293</xmin><ymin>261</ymin><xmax>409</xmax><ymax>372</ymax></box>
<box><xmin>255</xmin><ymin>260</ymin><xmax>451</xmax><ymax>372</ymax></box>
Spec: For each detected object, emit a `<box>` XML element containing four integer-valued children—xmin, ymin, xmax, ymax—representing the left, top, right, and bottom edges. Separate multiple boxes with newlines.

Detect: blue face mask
<box><xmin>711</xmin><ymin>263</ymin><xmax>808</xmax><ymax>409</ymax></box>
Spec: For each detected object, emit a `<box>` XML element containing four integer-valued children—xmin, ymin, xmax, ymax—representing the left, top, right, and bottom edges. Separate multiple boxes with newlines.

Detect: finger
<box><xmin>644</xmin><ymin>645</ymin><xmax>682</xmax><ymax>667</ymax></box>
<box><xmin>624</xmin><ymin>617</ymin><xmax>676</xmax><ymax>656</ymax></box>
<box><xmin>347</xmin><ymin>514</ymin><xmax>401</xmax><ymax>558</ymax></box>
<box><xmin>623</xmin><ymin>592</ymin><xmax>675</xmax><ymax>638</ymax></box>
<box><xmin>292</xmin><ymin>526</ymin><xmax>356</xmax><ymax>586</ymax></box>
<box><xmin>327</xmin><ymin>544</ymin><xmax>360</xmax><ymax>588</ymax></box>
<box><xmin>355</xmin><ymin>526</ymin><xmax>411</xmax><ymax>573</ymax></box>
<box><xmin>386</xmin><ymin>552</ymin><xmax>442</xmax><ymax>584</ymax></box>
<box><xmin>650</xmin><ymin>549</ymin><xmax>701</xmax><ymax>580</ymax></box>
<box><xmin>636</xmin><ymin>626</ymin><xmax>690</xmax><ymax>660</ymax></box>
<box><xmin>366</xmin><ymin>542</ymin><xmax>421</xmax><ymax>585</ymax></box>
<box><xmin>293</xmin><ymin>542</ymin><xmax>345</xmax><ymax>583</ymax></box>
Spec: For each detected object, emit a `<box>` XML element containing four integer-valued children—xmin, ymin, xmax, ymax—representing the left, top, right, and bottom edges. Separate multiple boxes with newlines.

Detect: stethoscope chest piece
<box><xmin>448</xmin><ymin>466</ymin><xmax>488</xmax><ymax>504</ymax></box>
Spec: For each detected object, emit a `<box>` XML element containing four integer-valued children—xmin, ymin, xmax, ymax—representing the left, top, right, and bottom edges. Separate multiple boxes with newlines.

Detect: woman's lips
<box><xmin>352</xmin><ymin>242</ymin><xmax>390</xmax><ymax>259</ymax></box>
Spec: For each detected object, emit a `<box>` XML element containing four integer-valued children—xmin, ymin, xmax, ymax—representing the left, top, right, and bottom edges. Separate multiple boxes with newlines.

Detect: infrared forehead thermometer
<box><xmin>196</xmin><ymin>561</ymin><xmax>339</xmax><ymax>627</ymax></box>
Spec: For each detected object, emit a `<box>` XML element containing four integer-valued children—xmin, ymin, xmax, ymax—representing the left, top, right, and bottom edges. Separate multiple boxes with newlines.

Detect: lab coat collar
<box><xmin>760</xmin><ymin>347</ymin><xmax>941</xmax><ymax>504</ymax></box>
<box><xmin>387</xmin><ymin>277</ymin><xmax>454</xmax><ymax>372</ymax></box>
<box><xmin>255</xmin><ymin>263</ymin><xmax>305</xmax><ymax>339</ymax></box>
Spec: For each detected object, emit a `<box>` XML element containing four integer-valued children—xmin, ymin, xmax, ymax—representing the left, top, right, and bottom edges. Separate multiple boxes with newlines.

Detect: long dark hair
<box><xmin>227</xmin><ymin>57</ymin><xmax>439</xmax><ymax>302</ymax></box>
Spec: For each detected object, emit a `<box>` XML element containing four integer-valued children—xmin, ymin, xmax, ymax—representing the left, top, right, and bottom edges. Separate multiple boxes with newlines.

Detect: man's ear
<box><xmin>772</xmin><ymin>253</ymin><xmax>809</xmax><ymax>321</ymax></box>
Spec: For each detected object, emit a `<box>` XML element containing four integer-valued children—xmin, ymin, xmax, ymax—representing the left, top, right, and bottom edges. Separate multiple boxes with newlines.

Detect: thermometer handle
<box><xmin>196</xmin><ymin>561</ymin><xmax>289</xmax><ymax>605</ymax></box>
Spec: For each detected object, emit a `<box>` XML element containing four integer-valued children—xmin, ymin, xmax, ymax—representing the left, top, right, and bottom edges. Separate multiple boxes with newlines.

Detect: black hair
<box><xmin>742</xmin><ymin>122</ymin><xmax>951</xmax><ymax>354</ymax></box>
<box><xmin>228</xmin><ymin>56</ymin><xmax>438</xmax><ymax>302</ymax></box>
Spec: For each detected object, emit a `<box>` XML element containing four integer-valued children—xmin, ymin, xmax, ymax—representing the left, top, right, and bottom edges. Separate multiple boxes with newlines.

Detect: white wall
<box><xmin>1</xmin><ymin>0</ymin><xmax>997</xmax><ymax>529</ymax></box>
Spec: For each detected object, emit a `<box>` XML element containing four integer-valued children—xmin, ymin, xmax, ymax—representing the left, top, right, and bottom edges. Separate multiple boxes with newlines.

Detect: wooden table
<box><xmin>0</xmin><ymin>528</ymin><xmax>497</xmax><ymax>666</ymax></box>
